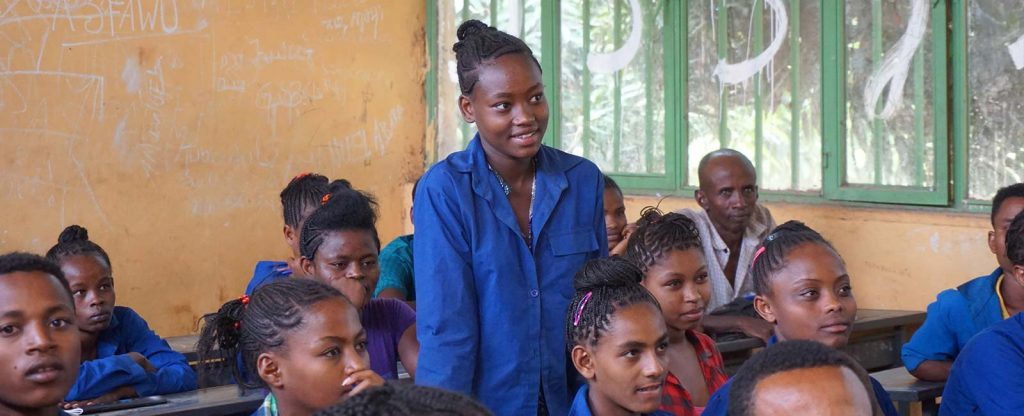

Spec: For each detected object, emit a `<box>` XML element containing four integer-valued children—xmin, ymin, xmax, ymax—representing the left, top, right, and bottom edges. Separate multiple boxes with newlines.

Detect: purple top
<box><xmin>362</xmin><ymin>298</ymin><xmax>415</xmax><ymax>379</ymax></box>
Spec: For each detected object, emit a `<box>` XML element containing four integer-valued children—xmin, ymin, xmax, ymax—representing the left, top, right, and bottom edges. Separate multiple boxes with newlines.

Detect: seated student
<box><xmin>197</xmin><ymin>278</ymin><xmax>384</xmax><ymax>416</ymax></box>
<box><xmin>565</xmin><ymin>257</ymin><xmax>672</xmax><ymax>416</ymax></box>
<box><xmin>728</xmin><ymin>340</ymin><xmax>880</xmax><ymax>416</ymax></box>
<box><xmin>903</xmin><ymin>183</ymin><xmax>1024</xmax><ymax>381</ymax></box>
<box><xmin>940</xmin><ymin>211</ymin><xmax>1024</xmax><ymax>415</ymax></box>
<box><xmin>604</xmin><ymin>175</ymin><xmax>635</xmax><ymax>256</ymax></box>
<box><xmin>625</xmin><ymin>208</ymin><xmax>728</xmax><ymax>414</ymax></box>
<box><xmin>374</xmin><ymin>179</ymin><xmax>419</xmax><ymax>307</ymax></box>
<box><xmin>0</xmin><ymin>252</ymin><xmax>82</xmax><ymax>416</ymax></box>
<box><xmin>299</xmin><ymin>184</ymin><xmax>419</xmax><ymax>380</ymax></box>
<box><xmin>676</xmin><ymin>149</ymin><xmax>775</xmax><ymax>342</ymax></box>
<box><xmin>702</xmin><ymin>221</ymin><xmax>898</xmax><ymax>416</ymax></box>
<box><xmin>312</xmin><ymin>383</ymin><xmax>492</xmax><ymax>416</ymax></box>
<box><xmin>246</xmin><ymin>173</ymin><xmax>337</xmax><ymax>295</ymax></box>
<box><xmin>45</xmin><ymin>226</ymin><xmax>196</xmax><ymax>407</ymax></box>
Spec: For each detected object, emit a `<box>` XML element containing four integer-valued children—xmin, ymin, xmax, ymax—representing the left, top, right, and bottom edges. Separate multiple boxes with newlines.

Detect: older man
<box><xmin>678</xmin><ymin>149</ymin><xmax>774</xmax><ymax>341</ymax></box>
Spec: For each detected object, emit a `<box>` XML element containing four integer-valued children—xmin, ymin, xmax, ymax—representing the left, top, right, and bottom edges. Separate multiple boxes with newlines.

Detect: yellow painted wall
<box><xmin>0</xmin><ymin>1</ymin><xmax>426</xmax><ymax>336</ymax></box>
<box><xmin>622</xmin><ymin>196</ymin><xmax>995</xmax><ymax>311</ymax></box>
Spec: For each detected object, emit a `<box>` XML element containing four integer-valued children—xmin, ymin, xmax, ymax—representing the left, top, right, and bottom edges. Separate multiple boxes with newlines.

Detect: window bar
<box><xmin>583</xmin><ymin>0</ymin><xmax>592</xmax><ymax>159</ymax></box>
<box><xmin>871</xmin><ymin>0</ymin><xmax>883</xmax><ymax>185</ymax></box>
<box><xmin>753</xmin><ymin>0</ymin><xmax>765</xmax><ymax>181</ymax></box>
<box><xmin>460</xmin><ymin>0</ymin><xmax>473</xmax><ymax>148</ymax></box>
<box><xmin>789</xmin><ymin>0</ymin><xmax>801</xmax><ymax>189</ymax></box>
<box><xmin>913</xmin><ymin>40</ymin><xmax>925</xmax><ymax>187</ymax></box>
<box><xmin>613</xmin><ymin>0</ymin><xmax>623</xmax><ymax>171</ymax></box>
<box><xmin>643</xmin><ymin>1</ymin><xmax>655</xmax><ymax>174</ymax></box>
<box><xmin>490</xmin><ymin>0</ymin><xmax>497</xmax><ymax>26</ymax></box>
<box><xmin>716</xmin><ymin>0</ymin><xmax>729</xmax><ymax>148</ymax></box>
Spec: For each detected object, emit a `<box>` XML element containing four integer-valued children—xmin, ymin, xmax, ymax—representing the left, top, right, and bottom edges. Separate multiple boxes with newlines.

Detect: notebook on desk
<box><xmin>69</xmin><ymin>396</ymin><xmax>168</xmax><ymax>415</ymax></box>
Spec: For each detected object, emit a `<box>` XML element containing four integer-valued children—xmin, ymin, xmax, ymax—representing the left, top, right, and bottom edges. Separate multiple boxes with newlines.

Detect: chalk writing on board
<box><xmin>863</xmin><ymin>0</ymin><xmax>927</xmax><ymax>120</ymax></box>
<box><xmin>319</xmin><ymin>4</ymin><xmax>384</xmax><ymax>41</ymax></box>
<box><xmin>248</xmin><ymin>39</ymin><xmax>315</xmax><ymax>67</ymax></box>
<box><xmin>0</xmin><ymin>71</ymin><xmax>106</xmax><ymax>120</ymax></box>
<box><xmin>587</xmin><ymin>0</ymin><xmax>641</xmax><ymax>74</ymax></box>
<box><xmin>713</xmin><ymin>0</ymin><xmax>788</xmax><ymax>85</ymax></box>
<box><xmin>1008</xmin><ymin>34</ymin><xmax>1024</xmax><ymax>70</ymax></box>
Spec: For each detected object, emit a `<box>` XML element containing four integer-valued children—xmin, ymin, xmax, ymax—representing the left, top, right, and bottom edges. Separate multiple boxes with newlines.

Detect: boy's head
<box><xmin>626</xmin><ymin>208</ymin><xmax>710</xmax><ymax>333</ymax></box>
<box><xmin>989</xmin><ymin>183</ymin><xmax>1024</xmax><ymax>276</ymax></box>
<box><xmin>603</xmin><ymin>175</ymin><xmax>627</xmax><ymax>248</ymax></box>
<box><xmin>694</xmin><ymin>149</ymin><xmax>758</xmax><ymax>237</ymax></box>
<box><xmin>0</xmin><ymin>252</ymin><xmax>80</xmax><ymax>414</ymax></box>
<box><xmin>728</xmin><ymin>340</ymin><xmax>876</xmax><ymax>416</ymax></box>
<box><xmin>312</xmin><ymin>383</ymin><xmax>493</xmax><ymax>416</ymax></box>
<box><xmin>280</xmin><ymin>173</ymin><xmax>332</xmax><ymax>257</ymax></box>
<box><xmin>1006</xmin><ymin>211</ymin><xmax>1024</xmax><ymax>287</ymax></box>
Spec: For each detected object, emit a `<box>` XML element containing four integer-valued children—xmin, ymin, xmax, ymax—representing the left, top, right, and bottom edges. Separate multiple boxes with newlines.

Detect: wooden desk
<box><xmin>166</xmin><ymin>335</ymin><xmax>200</xmax><ymax>363</ymax></box>
<box><xmin>93</xmin><ymin>385</ymin><xmax>264</xmax><ymax>416</ymax></box>
<box><xmin>871</xmin><ymin>366</ymin><xmax>944</xmax><ymax>416</ymax></box>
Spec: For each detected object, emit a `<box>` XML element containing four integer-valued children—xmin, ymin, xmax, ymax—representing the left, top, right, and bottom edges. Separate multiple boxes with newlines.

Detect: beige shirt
<box><xmin>676</xmin><ymin>204</ymin><xmax>776</xmax><ymax>311</ymax></box>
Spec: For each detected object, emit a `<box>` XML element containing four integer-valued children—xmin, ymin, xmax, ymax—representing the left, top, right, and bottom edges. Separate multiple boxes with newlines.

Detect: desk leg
<box><xmin>897</xmin><ymin>401</ymin><xmax>910</xmax><ymax>416</ymax></box>
<box><xmin>921</xmin><ymin>399</ymin><xmax>939</xmax><ymax>416</ymax></box>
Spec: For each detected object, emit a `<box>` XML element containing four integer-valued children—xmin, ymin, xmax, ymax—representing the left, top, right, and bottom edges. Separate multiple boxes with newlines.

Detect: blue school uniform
<box><xmin>702</xmin><ymin>337</ymin><xmax>899</xmax><ymax>416</ymax></box>
<box><xmin>245</xmin><ymin>260</ymin><xmax>292</xmax><ymax>296</ymax></box>
<box><xmin>940</xmin><ymin>312</ymin><xmax>1024</xmax><ymax>415</ymax></box>
<box><xmin>568</xmin><ymin>384</ymin><xmax>672</xmax><ymax>416</ymax></box>
<box><xmin>902</xmin><ymin>268</ymin><xmax>1004</xmax><ymax>372</ymax></box>
<box><xmin>413</xmin><ymin>137</ymin><xmax>607</xmax><ymax>416</ymax></box>
<box><xmin>65</xmin><ymin>306</ymin><xmax>197</xmax><ymax>401</ymax></box>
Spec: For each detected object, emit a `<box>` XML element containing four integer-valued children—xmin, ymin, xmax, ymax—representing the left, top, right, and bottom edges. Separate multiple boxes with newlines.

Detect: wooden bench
<box><xmin>92</xmin><ymin>385</ymin><xmax>265</xmax><ymax>415</ymax></box>
<box><xmin>871</xmin><ymin>366</ymin><xmax>944</xmax><ymax>416</ymax></box>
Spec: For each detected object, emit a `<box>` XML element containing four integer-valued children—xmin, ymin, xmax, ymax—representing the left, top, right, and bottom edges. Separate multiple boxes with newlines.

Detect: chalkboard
<box><xmin>0</xmin><ymin>0</ymin><xmax>425</xmax><ymax>335</ymax></box>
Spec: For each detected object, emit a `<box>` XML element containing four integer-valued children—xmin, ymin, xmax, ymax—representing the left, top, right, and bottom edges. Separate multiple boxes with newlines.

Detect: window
<box><xmin>427</xmin><ymin>0</ymin><xmax>1021</xmax><ymax>208</ymax></box>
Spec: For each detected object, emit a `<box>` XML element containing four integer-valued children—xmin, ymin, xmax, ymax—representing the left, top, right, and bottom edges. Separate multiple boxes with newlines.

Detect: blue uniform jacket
<box><xmin>901</xmin><ymin>268</ymin><xmax>1003</xmax><ymax>372</ymax></box>
<box><xmin>66</xmin><ymin>306</ymin><xmax>196</xmax><ymax>400</ymax></box>
<box><xmin>702</xmin><ymin>336</ymin><xmax>898</xmax><ymax>416</ymax></box>
<box><xmin>245</xmin><ymin>260</ymin><xmax>292</xmax><ymax>296</ymax></box>
<box><xmin>940</xmin><ymin>312</ymin><xmax>1024</xmax><ymax>415</ymax></box>
<box><xmin>413</xmin><ymin>137</ymin><xmax>607</xmax><ymax>415</ymax></box>
<box><xmin>568</xmin><ymin>384</ymin><xmax>671</xmax><ymax>416</ymax></box>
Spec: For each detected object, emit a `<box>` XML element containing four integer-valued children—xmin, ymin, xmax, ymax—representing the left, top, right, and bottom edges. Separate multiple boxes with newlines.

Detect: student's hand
<box><xmin>127</xmin><ymin>352</ymin><xmax>157</xmax><ymax>373</ymax></box>
<box><xmin>609</xmin><ymin>223</ymin><xmax>638</xmax><ymax>256</ymax></box>
<box><xmin>738</xmin><ymin>317</ymin><xmax>774</xmax><ymax>343</ymax></box>
<box><xmin>62</xmin><ymin>386</ymin><xmax>138</xmax><ymax>409</ymax></box>
<box><xmin>341</xmin><ymin>369</ymin><xmax>384</xmax><ymax>398</ymax></box>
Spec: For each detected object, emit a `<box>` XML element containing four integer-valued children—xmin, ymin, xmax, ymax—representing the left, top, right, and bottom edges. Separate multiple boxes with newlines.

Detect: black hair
<box><xmin>300</xmin><ymin>185</ymin><xmax>380</xmax><ymax>260</ymax></box>
<box><xmin>411</xmin><ymin>177</ymin><xmax>421</xmax><ymax>201</ymax></box>
<box><xmin>603</xmin><ymin>174</ymin><xmax>622</xmax><ymax>196</ymax></box>
<box><xmin>565</xmin><ymin>257</ymin><xmax>661</xmax><ymax>349</ymax></box>
<box><xmin>313</xmin><ymin>383</ymin><xmax>493</xmax><ymax>416</ymax></box>
<box><xmin>750</xmin><ymin>221</ymin><xmax>841</xmax><ymax>296</ymax></box>
<box><xmin>1007</xmin><ymin>211</ymin><xmax>1024</xmax><ymax>266</ymax></box>
<box><xmin>0</xmin><ymin>251</ymin><xmax>72</xmax><ymax>299</ymax></box>
<box><xmin>280</xmin><ymin>173</ymin><xmax>332</xmax><ymax>228</ymax></box>
<box><xmin>45</xmin><ymin>225</ymin><xmax>112</xmax><ymax>272</ymax></box>
<box><xmin>991</xmin><ymin>183</ymin><xmax>1024</xmax><ymax>225</ymax></box>
<box><xmin>453</xmin><ymin>19</ymin><xmax>542</xmax><ymax>95</ymax></box>
<box><xmin>728</xmin><ymin>340</ymin><xmax>881</xmax><ymax>416</ymax></box>
<box><xmin>196</xmin><ymin>278</ymin><xmax>353</xmax><ymax>389</ymax></box>
<box><xmin>624</xmin><ymin>207</ymin><xmax>702</xmax><ymax>273</ymax></box>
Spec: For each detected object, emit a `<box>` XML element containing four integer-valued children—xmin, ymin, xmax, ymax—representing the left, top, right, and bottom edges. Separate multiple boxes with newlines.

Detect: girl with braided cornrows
<box><xmin>197</xmin><ymin>278</ymin><xmax>383</xmax><ymax>416</ymax></box>
<box><xmin>565</xmin><ymin>257</ymin><xmax>671</xmax><ymax>416</ymax></box>
<box><xmin>298</xmin><ymin>184</ymin><xmax>418</xmax><ymax>381</ymax></box>
<box><xmin>624</xmin><ymin>208</ymin><xmax>728</xmax><ymax>415</ymax></box>
<box><xmin>312</xmin><ymin>383</ymin><xmax>492</xmax><ymax>416</ymax></box>
<box><xmin>415</xmin><ymin>19</ymin><xmax>606</xmax><ymax>415</ymax></box>
<box><xmin>245</xmin><ymin>173</ymin><xmax>343</xmax><ymax>296</ymax></box>
<box><xmin>45</xmin><ymin>225</ymin><xmax>196</xmax><ymax>408</ymax></box>
<box><xmin>701</xmin><ymin>221</ymin><xmax>897</xmax><ymax>416</ymax></box>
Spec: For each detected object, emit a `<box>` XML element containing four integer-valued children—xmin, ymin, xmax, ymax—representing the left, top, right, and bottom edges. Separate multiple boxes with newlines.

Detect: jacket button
<box><xmin>530</xmin><ymin>289</ymin><xmax>539</xmax><ymax>297</ymax></box>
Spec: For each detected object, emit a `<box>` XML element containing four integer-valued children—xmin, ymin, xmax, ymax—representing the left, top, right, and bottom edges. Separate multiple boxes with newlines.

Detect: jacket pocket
<box><xmin>549</xmin><ymin>227</ymin><xmax>598</xmax><ymax>256</ymax></box>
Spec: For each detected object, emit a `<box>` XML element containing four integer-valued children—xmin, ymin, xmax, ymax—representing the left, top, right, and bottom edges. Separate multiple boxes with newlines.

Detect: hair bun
<box><xmin>573</xmin><ymin>257</ymin><xmax>642</xmax><ymax>291</ymax></box>
<box><xmin>57</xmin><ymin>225</ymin><xmax>90</xmax><ymax>244</ymax></box>
<box><xmin>456</xmin><ymin>19</ymin><xmax>489</xmax><ymax>41</ymax></box>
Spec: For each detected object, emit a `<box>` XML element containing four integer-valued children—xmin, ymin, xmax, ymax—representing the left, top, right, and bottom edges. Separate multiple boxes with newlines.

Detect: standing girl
<box><xmin>625</xmin><ymin>209</ymin><xmax>728</xmax><ymax>415</ymax></box>
<box><xmin>413</xmin><ymin>19</ymin><xmax>607</xmax><ymax>415</ymax></box>
<box><xmin>565</xmin><ymin>257</ymin><xmax>671</xmax><ymax>416</ymax></box>
<box><xmin>197</xmin><ymin>278</ymin><xmax>383</xmax><ymax>416</ymax></box>
<box><xmin>701</xmin><ymin>221</ymin><xmax>896</xmax><ymax>416</ymax></box>
<box><xmin>46</xmin><ymin>225</ymin><xmax>196</xmax><ymax>407</ymax></box>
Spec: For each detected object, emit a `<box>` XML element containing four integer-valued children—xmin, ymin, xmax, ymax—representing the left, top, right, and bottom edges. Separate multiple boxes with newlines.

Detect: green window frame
<box><xmin>426</xmin><ymin>0</ymin><xmax>980</xmax><ymax>208</ymax></box>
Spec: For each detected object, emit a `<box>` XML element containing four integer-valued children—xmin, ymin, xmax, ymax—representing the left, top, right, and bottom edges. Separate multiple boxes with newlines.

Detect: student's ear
<box><xmin>299</xmin><ymin>256</ymin><xmax>315</xmax><ymax>278</ymax></box>
<box><xmin>753</xmin><ymin>295</ymin><xmax>776</xmax><ymax>324</ymax></box>
<box><xmin>694</xmin><ymin>189</ymin><xmax>709</xmax><ymax>210</ymax></box>
<box><xmin>989</xmin><ymin>230</ymin><xmax>998</xmax><ymax>255</ymax></box>
<box><xmin>458</xmin><ymin>95</ymin><xmax>475</xmax><ymax>123</ymax></box>
<box><xmin>1013</xmin><ymin>264</ymin><xmax>1024</xmax><ymax>287</ymax></box>
<box><xmin>257</xmin><ymin>352</ymin><xmax>284</xmax><ymax>389</ymax></box>
<box><xmin>571</xmin><ymin>345</ymin><xmax>596</xmax><ymax>381</ymax></box>
<box><xmin>283</xmin><ymin>225</ymin><xmax>298</xmax><ymax>247</ymax></box>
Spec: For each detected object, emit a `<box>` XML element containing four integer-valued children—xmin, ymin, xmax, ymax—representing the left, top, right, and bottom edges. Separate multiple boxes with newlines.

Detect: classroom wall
<box><xmin>0</xmin><ymin>1</ymin><xmax>426</xmax><ymax>336</ymax></box>
<box><xmin>621</xmin><ymin>196</ymin><xmax>995</xmax><ymax>311</ymax></box>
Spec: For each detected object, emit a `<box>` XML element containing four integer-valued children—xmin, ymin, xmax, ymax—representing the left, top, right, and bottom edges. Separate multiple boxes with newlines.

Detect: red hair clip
<box><xmin>293</xmin><ymin>172</ymin><xmax>311</xmax><ymax>180</ymax></box>
<box><xmin>239</xmin><ymin>295</ymin><xmax>250</xmax><ymax>305</ymax></box>
<box><xmin>234</xmin><ymin>320</ymin><xmax>241</xmax><ymax>330</ymax></box>
<box><xmin>321</xmin><ymin>193</ymin><xmax>331</xmax><ymax>205</ymax></box>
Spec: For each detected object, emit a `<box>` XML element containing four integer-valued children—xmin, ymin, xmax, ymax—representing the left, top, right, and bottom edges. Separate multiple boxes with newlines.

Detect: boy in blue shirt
<box><xmin>902</xmin><ymin>183</ymin><xmax>1024</xmax><ymax>381</ymax></box>
<box><xmin>940</xmin><ymin>211</ymin><xmax>1024</xmax><ymax>415</ymax></box>
<box><xmin>374</xmin><ymin>178</ymin><xmax>418</xmax><ymax>306</ymax></box>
